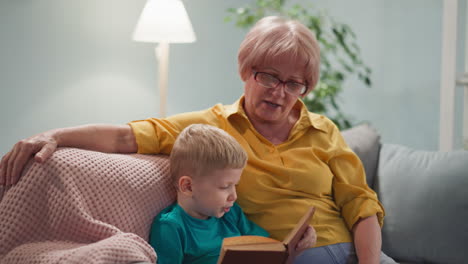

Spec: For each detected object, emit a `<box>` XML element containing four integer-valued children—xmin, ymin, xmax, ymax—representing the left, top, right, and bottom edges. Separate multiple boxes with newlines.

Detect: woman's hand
<box><xmin>0</xmin><ymin>131</ymin><xmax>58</xmax><ymax>186</ymax></box>
<box><xmin>296</xmin><ymin>225</ymin><xmax>317</xmax><ymax>251</ymax></box>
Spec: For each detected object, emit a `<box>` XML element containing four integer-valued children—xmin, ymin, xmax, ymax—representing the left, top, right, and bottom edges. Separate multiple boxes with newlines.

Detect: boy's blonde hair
<box><xmin>238</xmin><ymin>16</ymin><xmax>320</xmax><ymax>94</ymax></box>
<box><xmin>170</xmin><ymin>124</ymin><xmax>247</xmax><ymax>184</ymax></box>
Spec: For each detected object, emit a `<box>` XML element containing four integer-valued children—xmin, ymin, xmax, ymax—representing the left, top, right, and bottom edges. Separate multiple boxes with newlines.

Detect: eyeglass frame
<box><xmin>252</xmin><ymin>70</ymin><xmax>308</xmax><ymax>96</ymax></box>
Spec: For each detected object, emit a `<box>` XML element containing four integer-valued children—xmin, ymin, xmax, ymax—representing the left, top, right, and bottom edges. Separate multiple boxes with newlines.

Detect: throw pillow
<box><xmin>377</xmin><ymin>144</ymin><xmax>468</xmax><ymax>263</ymax></box>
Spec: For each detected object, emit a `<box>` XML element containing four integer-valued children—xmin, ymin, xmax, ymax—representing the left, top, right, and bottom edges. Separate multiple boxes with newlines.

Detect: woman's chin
<box><xmin>255</xmin><ymin>109</ymin><xmax>284</xmax><ymax>123</ymax></box>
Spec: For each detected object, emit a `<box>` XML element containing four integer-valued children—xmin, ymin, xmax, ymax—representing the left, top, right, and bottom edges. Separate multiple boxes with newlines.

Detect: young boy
<box><xmin>149</xmin><ymin>124</ymin><xmax>269</xmax><ymax>264</ymax></box>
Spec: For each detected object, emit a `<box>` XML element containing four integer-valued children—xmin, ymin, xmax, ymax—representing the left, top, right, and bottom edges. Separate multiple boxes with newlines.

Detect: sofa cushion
<box><xmin>377</xmin><ymin>144</ymin><xmax>468</xmax><ymax>263</ymax></box>
<box><xmin>341</xmin><ymin>123</ymin><xmax>381</xmax><ymax>189</ymax></box>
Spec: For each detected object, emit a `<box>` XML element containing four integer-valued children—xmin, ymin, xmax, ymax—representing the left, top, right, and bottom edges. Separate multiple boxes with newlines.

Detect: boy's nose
<box><xmin>228</xmin><ymin>190</ymin><xmax>237</xmax><ymax>202</ymax></box>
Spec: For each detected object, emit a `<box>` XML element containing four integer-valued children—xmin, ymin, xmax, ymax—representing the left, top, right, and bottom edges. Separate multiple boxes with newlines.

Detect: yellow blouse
<box><xmin>129</xmin><ymin>97</ymin><xmax>384</xmax><ymax>247</ymax></box>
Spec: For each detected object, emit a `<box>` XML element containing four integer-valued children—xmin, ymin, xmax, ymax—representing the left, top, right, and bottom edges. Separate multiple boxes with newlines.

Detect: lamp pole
<box><xmin>156</xmin><ymin>42</ymin><xmax>169</xmax><ymax>118</ymax></box>
<box><xmin>133</xmin><ymin>0</ymin><xmax>196</xmax><ymax>118</ymax></box>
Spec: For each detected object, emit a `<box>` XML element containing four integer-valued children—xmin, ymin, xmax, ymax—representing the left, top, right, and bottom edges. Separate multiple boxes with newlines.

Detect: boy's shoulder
<box><xmin>153</xmin><ymin>202</ymin><xmax>245</xmax><ymax>228</ymax></box>
<box><xmin>154</xmin><ymin>202</ymin><xmax>181</xmax><ymax>221</ymax></box>
<box><xmin>154</xmin><ymin>203</ymin><xmax>185</xmax><ymax>227</ymax></box>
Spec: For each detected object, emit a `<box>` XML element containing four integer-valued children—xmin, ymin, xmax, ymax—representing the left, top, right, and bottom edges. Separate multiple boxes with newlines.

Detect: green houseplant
<box><xmin>226</xmin><ymin>0</ymin><xmax>371</xmax><ymax>130</ymax></box>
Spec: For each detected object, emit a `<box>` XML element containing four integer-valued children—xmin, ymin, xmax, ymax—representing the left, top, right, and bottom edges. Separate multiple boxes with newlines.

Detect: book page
<box><xmin>223</xmin><ymin>242</ymin><xmax>285</xmax><ymax>251</ymax></box>
<box><xmin>222</xmin><ymin>235</ymin><xmax>279</xmax><ymax>246</ymax></box>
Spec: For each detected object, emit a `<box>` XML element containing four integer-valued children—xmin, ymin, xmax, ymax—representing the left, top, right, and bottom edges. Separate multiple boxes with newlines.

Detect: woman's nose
<box><xmin>270</xmin><ymin>83</ymin><xmax>287</xmax><ymax>97</ymax></box>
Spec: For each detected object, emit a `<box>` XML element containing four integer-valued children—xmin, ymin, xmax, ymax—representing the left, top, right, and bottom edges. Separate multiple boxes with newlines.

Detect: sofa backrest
<box><xmin>343</xmin><ymin>124</ymin><xmax>468</xmax><ymax>263</ymax></box>
<box><xmin>341</xmin><ymin>123</ymin><xmax>381</xmax><ymax>189</ymax></box>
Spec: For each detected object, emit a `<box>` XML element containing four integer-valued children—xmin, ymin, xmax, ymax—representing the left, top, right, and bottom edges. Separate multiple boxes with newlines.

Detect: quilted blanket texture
<box><xmin>0</xmin><ymin>148</ymin><xmax>175</xmax><ymax>263</ymax></box>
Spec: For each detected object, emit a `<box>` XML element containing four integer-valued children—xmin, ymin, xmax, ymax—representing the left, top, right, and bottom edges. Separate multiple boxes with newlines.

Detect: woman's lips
<box><xmin>263</xmin><ymin>100</ymin><xmax>281</xmax><ymax>108</ymax></box>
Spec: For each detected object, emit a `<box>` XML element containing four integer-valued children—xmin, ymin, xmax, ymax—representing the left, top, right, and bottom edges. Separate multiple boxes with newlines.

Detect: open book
<box><xmin>217</xmin><ymin>207</ymin><xmax>315</xmax><ymax>264</ymax></box>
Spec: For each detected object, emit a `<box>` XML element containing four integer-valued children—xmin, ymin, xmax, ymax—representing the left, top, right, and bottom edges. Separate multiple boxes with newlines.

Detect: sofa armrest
<box><xmin>0</xmin><ymin>148</ymin><xmax>175</xmax><ymax>263</ymax></box>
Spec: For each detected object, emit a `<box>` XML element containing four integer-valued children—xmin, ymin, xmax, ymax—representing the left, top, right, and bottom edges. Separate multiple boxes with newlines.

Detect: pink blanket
<box><xmin>0</xmin><ymin>148</ymin><xmax>176</xmax><ymax>263</ymax></box>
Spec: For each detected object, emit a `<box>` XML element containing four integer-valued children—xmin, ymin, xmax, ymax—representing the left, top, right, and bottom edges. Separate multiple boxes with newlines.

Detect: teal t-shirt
<box><xmin>149</xmin><ymin>202</ymin><xmax>269</xmax><ymax>264</ymax></box>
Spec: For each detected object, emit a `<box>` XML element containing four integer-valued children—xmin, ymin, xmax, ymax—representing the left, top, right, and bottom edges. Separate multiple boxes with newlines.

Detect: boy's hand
<box><xmin>295</xmin><ymin>225</ymin><xmax>316</xmax><ymax>251</ymax></box>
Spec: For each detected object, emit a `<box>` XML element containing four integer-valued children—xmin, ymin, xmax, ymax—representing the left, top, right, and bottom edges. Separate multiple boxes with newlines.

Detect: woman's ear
<box><xmin>299</xmin><ymin>88</ymin><xmax>314</xmax><ymax>99</ymax></box>
<box><xmin>301</xmin><ymin>88</ymin><xmax>313</xmax><ymax>99</ymax></box>
<box><xmin>178</xmin><ymin>175</ymin><xmax>193</xmax><ymax>195</ymax></box>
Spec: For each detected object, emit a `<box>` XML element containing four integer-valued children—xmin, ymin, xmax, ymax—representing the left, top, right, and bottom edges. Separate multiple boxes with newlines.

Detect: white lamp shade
<box><xmin>132</xmin><ymin>0</ymin><xmax>196</xmax><ymax>43</ymax></box>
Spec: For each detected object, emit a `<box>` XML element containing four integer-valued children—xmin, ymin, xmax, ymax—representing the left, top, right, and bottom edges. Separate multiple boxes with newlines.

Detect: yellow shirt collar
<box><xmin>225</xmin><ymin>96</ymin><xmax>328</xmax><ymax>133</ymax></box>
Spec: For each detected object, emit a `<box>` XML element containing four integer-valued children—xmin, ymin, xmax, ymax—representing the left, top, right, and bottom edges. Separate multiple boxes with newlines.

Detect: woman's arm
<box><xmin>352</xmin><ymin>214</ymin><xmax>381</xmax><ymax>264</ymax></box>
<box><xmin>0</xmin><ymin>124</ymin><xmax>137</xmax><ymax>186</ymax></box>
<box><xmin>55</xmin><ymin>124</ymin><xmax>137</xmax><ymax>153</ymax></box>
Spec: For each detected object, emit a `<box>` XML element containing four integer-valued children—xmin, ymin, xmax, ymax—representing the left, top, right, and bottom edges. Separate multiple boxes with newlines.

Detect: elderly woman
<box><xmin>0</xmin><ymin>16</ymin><xmax>395</xmax><ymax>264</ymax></box>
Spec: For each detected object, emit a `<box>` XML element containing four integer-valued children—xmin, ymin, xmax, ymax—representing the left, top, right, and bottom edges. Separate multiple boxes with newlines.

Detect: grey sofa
<box><xmin>342</xmin><ymin>124</ymin><xmax>468</xmax><ymax>264</ymax></box>
<box><xmin>1</xmin><ymin>124</ymin><xmax>467</xmax><ymax>264</ymax></box>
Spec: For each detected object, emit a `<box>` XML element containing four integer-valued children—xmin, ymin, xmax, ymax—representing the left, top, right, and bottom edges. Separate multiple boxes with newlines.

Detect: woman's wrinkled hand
<box><xmin>0</xmin><ymin>133</ymin><xmax>58</xmax><ymax>186</ymax></box>
<box><xmin>296</xmin><ymin>225</ymin><xmax>317</xmax><ymax>251</ymax></box>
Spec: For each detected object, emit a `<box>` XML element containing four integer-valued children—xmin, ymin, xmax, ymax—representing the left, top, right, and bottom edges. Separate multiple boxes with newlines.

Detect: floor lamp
<box><xmin>132</xmin><ymin>0</ymin><xmax>196</xmax><ymax>117</ymax></box>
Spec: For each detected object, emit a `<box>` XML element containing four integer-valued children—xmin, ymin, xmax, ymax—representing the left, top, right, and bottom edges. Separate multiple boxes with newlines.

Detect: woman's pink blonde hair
<box><xmin>238</xmin><ymin>16</ymin><xmax>320</xmax><ymax>93</ymax></box>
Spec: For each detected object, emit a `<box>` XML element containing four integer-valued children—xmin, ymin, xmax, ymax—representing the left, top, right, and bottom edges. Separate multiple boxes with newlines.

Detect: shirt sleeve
<box><xmin>149</xmin><ymin>219</ymin><xmax>184</xmax><ymax>264</ymax></box>
<box><xmin>327</xmin><ymin>123</ymin><xmax>385</xmax><ymax>231</ymax></box>
<box><xmin>128</xmin><ymin>106</ymin><xmax>224</xmax><ymax>155</ymax></box>
<box><xmin>232</xmin><ymin>203</ymin><xmax>269</xmax><ymax>237</ymax></box>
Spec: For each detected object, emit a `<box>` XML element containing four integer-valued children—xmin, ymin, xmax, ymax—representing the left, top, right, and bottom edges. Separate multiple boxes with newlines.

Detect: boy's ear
<box><xmin>178</xmin><ymin>175</ymin><xmax>193</xmax><ymax>195</ymax></box>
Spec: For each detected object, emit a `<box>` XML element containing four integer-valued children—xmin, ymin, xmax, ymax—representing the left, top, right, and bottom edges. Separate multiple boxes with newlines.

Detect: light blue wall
<box><xmin>455</xmin><ymin>0</ymin><xmax>467</xmax><ymax>149</ymax></box>
<box><xmin>309</xmin><ymin>0</ymin><xmax>465</xmax><ymax>151</ymax></box>
<box><xmin>307</xmin><ymin>0</ymin><xmax>464</xmax><ymax>150</ymax></box>
<box><xmin>0</xmin><ymin>0</ymin><xmax>465</xmax><ymax>156</ymax></box>
<box><xmin>0</xmin><ymin>0</ymin><xmax>249</xmax><ymax>156</ymax></box>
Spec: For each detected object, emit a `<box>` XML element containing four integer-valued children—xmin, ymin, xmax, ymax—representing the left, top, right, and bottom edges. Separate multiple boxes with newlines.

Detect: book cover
<box><xmin>217</xmin><ymin>207</ymin><xmax>315</xmax><ymax>264</ymax></box>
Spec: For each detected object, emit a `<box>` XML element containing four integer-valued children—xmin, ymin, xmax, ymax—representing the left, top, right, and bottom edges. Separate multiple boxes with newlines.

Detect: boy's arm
<box><xmin>149</xmin><ymin>220</ymin><xmax>184</xmax><ymax>264</ymax></box>
<box><xmin>232</xmin><ymin>203</ymin><xmax>269</xmax><ymax>237</ymax></box>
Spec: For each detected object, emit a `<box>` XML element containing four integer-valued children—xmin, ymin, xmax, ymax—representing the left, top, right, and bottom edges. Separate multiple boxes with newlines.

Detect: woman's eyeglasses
<box><xmin>253</xmin><ymin>71</ymin><xmax>307</xmax><ymax>96</ymax></box>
